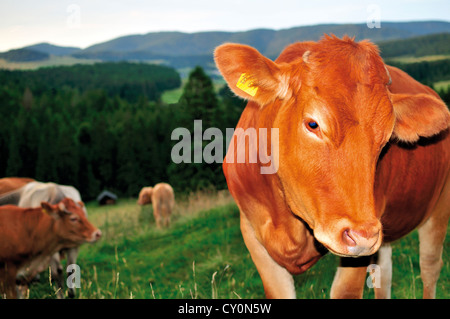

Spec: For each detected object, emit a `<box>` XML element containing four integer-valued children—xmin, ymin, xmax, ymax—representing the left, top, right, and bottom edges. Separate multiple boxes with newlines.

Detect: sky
<box><xmin>0</xmin><ymin>0</ymin><xmax>449</xmax><ymax>51</ymax></box>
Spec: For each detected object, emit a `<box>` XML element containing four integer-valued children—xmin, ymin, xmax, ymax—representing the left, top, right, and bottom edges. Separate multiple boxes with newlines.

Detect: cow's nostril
<box><xmin>342</xmin><ymin>229</ymin><xmax>357</xmax><ymax>247</ymax></box>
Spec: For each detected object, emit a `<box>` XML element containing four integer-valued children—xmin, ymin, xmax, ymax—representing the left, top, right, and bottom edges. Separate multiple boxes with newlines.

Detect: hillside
<box><xmin>26</xmin><ymin>194</ymin><xmax>450</xmax><ymax>299</ymax></box>
<box><xmin>378</xmin><ymin>33</ymin><xmax>450</xmax><ymax>58</ymax></box>
<box><xmin>3</xmin><ymin>20</ymin><xmax>447</xmax><ymax>71</ymax></box>
<box><xmin>0</xmin><ymin>48</ymin><xmax>49</xmax><ymax>62</ymax></box>
<box><xmin>0</xmin><ymin>62</ymin><xmax>181</xmax><ymax>102</ymax></box>
<box><xmin>24</xmin><ymin>42</ymin><xmax>81</xmax><ymax>56</ymax></box>
<box><xmin>80</xmin><ymin>21</ymin><xmax>450</xmax><ymax>59</ymax></box>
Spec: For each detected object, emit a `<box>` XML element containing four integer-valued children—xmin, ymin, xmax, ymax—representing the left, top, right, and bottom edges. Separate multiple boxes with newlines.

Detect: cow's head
<box><xmin>137</xmin><ymin>187</ymin><xmax>153</xmax><ymax>205</ymax></box>
<box><xmin>41</xmin><ymin>197</ymin><xmax>101</xmax><ymax>245</ymax></box>
<box><xmin>215</xmin><ymin>35</ymin><xmax>450</xmax><ymax>257</ymax></box>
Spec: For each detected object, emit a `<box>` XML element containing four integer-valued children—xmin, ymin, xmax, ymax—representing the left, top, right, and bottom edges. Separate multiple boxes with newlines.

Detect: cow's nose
<box><xmin>342</xmin><ymin>226</ymin><xmax>380</xmax><ymax>256</ymax></box>
<box><xmin>91</xmin><ymin>229</ymin><xmax>102</xmax><ymax>242</ymax></box>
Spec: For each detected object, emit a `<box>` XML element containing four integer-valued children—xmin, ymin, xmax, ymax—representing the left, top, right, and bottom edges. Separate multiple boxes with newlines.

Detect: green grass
<box><xmin>0</xmin><ymin>55</ymin><xmax>101</xmax><ymax>70</ymax></box>
<box><xmin>434</xmin><ymin>80</ymin><xmax>450</xmax><ymax>91</ymax></box>
<box><xmin>387</xmin><ymin>55</ymin><xmax>450</xmax><ymax>64</ymax></box>
<box><xmin>161</xmin><ymin>77</ymin><xmax>227</xmax><ymax>105</ymax></box>
<box><xmin>26</xmin><ymin>193</ymin><xmax>449</xmax><ymax>299</ymax></box>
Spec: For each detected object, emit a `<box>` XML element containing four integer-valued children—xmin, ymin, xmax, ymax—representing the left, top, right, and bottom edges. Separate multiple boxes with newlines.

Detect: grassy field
<box><xmin>161</xmin><ymin>77</ymin><xmax>226</xmax><ymax>104</ymax></box>
<box><xmin>0</xmin><ymin>56</ymin><xmax>101</xmax><ymax>70</ymax></box>
<box><xmin>26</xmin><ymin>190</ymin><xmax>449</xmax><ymax>299</ymax></box>
<box><xmin>434</xmin><ymin>80</ymin><xmax>450</xmax><ymax>91</ymax></box>
<box><xmin>387</xmin><ymin>54</ymin><xmax>450</xmax><ymax>64</ymax></box>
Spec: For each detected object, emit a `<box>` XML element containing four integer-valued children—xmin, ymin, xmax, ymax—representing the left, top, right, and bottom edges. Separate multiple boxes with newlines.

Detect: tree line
<box><xmin>387</xmin><ymin>58</ymin><xmax>450</xmax><ymax>105</ymax></box>
<box><xmin>0</xmin><ymin>63</ymin><xmax>243</xmax><ymax>200</ymax></box>
<box><xmin>379</xmin><ymin>33</ymin><xmax>450</xmax><ymax>58</ymax></box>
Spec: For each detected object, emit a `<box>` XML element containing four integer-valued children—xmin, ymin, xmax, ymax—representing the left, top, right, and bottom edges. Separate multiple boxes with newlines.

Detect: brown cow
<box><xmin>214</xmin><ymin>35</ymin><xmax>450</xmax><ymax>298</ymax></box>
<box><xmin>0</xmin><ymin>198</ymin><xmax>101</xmax><ymax>298</ymax></box>
<box><xmin>0</xmin><ymin>177</ymin><xmax>34</xmax><ymax>193</ymax></box>
<box><xmin>0</xmin><ymin>178</ymin><xmax>88</xmax><ymax>298</ymax></box>
<box><xmin>137</xmin><ymin>183</ymin><xmax>175</xmax><ymax>228</ymax></box>
<box><xmin>0</xmin><ymin>177</ymin><xmax>34</xmax><ymax>204</ymax></box>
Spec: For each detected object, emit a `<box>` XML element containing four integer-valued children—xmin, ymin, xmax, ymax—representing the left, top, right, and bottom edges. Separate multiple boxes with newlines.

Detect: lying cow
<box><xmin>137</xmin><ymin>183</ymin><xmax>175</xmax><ymax>228</ymax></box>
<box><xmin>214</xmin><ymin>34</ymin><xmax>449</xmax><ymax>298</ymax></box>
<box><xmin>0</xmin><ymin>198</ymin><xmax>101</xmax><ymax>299</ymax></box>
<box><xmin>0</xmin><ymin>178</ymin><xmax>88</xmax><ymax>298</ymax></box>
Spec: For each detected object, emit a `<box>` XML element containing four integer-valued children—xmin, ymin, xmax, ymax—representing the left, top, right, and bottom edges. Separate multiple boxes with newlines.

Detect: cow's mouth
<box><xmin>314</xmin><ymin>228</ymin><xmax>382</xmax><ymax>258</ymax></box>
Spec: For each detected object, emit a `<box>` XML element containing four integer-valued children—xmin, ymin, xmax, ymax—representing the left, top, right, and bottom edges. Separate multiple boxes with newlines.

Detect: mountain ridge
<box><xmin>2</xmin><ymin>20</ymin><xmax>449</xmax><ymax>68</ymax></box>
<box><xmin>79</xmin><ymin>20</ymin><xmax>450</xmax><ymax>58</ymax></box>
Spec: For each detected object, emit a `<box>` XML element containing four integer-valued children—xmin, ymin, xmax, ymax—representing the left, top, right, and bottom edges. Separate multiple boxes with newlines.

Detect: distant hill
<box><xmin>78</xmin><ymin>21</ymin><xmax>450</xmax><ymax>59</ymax></box>
<box><xmin>2</xmin><ymin>20</ymin><xmax>450</xmax><ymax>70</ymax></box>
<box><xmin>378</xmin><ymin>33</ymin><xmax>450</xmax><ymax>58</ymax></box>
<box><xmin>0</xmin><ymin>48</ymin><xmax>49</xmax><ymax>62</ymax></box>
<box><xmin>24</xmin><ymin>43</ymin><xmax>81</xmax><ymax>56</ymax></box>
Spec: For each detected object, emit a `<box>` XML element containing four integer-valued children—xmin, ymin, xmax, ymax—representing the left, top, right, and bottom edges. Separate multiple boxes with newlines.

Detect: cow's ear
<box><xmin>391</xmin><ymin>93</ymin><xmax>450</xmax><ymax>142</ymax></box>
<box><xmin>214</xmin><ymin>43</ymin><xmax>291</xmax><ymax>106</ymax></box>
<box><xmin>41</xmin><ymin>201</ymin><xmax>56</xmax><ymax>215</ymax></box>
<box><xmin>58</xmin><ymin>202</ymin><xmax>68</xmax><ymax>213</ymax></box>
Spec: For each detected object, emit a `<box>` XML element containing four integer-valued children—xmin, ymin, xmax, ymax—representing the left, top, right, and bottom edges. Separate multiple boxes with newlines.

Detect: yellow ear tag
<box><xmin>236</xmin><ymin>73</ymin><xmax>258</xmax><ymax>97</ymax></box>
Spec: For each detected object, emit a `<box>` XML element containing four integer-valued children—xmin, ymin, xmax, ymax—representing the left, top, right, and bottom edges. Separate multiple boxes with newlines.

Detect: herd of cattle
<box><xmin>0</xmin><ymin>177</ymin><xmax>174</xmax><ymax>298</ymax></box>
<box><xmin>0</xmin><ymin>35</ymin><xmax>449</xmax><ymax>299</ymax></box>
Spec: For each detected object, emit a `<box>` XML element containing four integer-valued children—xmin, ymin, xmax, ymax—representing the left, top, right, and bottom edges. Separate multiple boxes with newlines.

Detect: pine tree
<box><xmin>5</xmin><ymin>125</ymin><xmax>22</xmax><ymax>177</ymax></box>
<box><xmin>179</xmin><ymin>66</ymin><xmax>218</xmax><ymax>127</ymax></box>
<box><xmin>169</xmin><ymin>66</ymin><xmax>227</xmax><ymax>192</ymax></box>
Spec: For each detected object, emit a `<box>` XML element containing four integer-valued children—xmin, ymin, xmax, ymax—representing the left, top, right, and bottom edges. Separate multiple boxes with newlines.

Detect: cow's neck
<box><xmin>24</xmin><ymin>211</ymin><xmax>64</xmax><ymax>256</ymax></box>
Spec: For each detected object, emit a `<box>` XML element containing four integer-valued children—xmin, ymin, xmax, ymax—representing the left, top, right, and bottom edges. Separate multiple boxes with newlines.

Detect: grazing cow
<box><xmin>0</xmin><ymin>198</ymin><xmax>101</xmax><ymax>299</ymax></box>
<box><xmin>0</xmin><ymin>177</ymin><xmax>34</xmax><ymax>194</ymax></box>
<box><xmin>137</xmin><ymin>183</ymin><xmax>175</xmax><ymax>228</ymax></box>
<box><xmin>0</xmin><ymin>178</ymin><xmax>88</xmax><ymax>298</ymax></box>
<box><xmin>0</xmin><ymin>177</ymin><xmax>34</xmax><ymax>205</ymax></box>
<box><xmin>214</xmin><ymin>35</ymin><xmax>450</xmax><ymax>299</ymax></box>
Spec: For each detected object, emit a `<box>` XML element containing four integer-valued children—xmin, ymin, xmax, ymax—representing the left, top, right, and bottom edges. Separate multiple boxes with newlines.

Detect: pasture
<box><xmin>26</xmin><ymin>190</ymin><xmax>449</xmax><ymax>299</ymax></box>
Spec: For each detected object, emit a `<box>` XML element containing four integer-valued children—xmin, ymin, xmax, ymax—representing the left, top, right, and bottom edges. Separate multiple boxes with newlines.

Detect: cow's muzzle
<box><xmin>315</xmin><ymin>219</ymin><xmax>382</xmax><ymax>257</ymax></box>
<box><xmin>341</xmin><ymin>227</ymin><xmax>381</xmax><ymax>256</ymax></box>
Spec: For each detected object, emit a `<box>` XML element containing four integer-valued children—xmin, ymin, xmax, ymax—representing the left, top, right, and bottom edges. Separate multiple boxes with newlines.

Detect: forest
<box><xmin>0</xmin><ymin>63</ymin><xmax>244</xmax><ymax>199</ymax></box>
<box><xmin>0</xmin><ymin>58</ymin><xmax>448</xmax><ymax>200</ymax></box>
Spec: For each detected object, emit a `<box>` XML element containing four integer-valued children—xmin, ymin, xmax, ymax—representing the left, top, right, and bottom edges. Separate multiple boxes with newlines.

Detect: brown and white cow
<box><xmin>0</xmin><ymin>178</ymin><xmax>88</xmax><ymax>298</ymax></box>
<box><xmin>214</xmin><ymin>35</ymin><xmax>450</xmax><ymax>298</ymax></box>
<box><xmin>0</xmin><ymin>198</ymin><xmax>101</xmax><ymax>298</ymax></box>
<box><xmin>137</xmin><ymin>183</ymin><xmax>175</xmax><ymax>228</ymax></box>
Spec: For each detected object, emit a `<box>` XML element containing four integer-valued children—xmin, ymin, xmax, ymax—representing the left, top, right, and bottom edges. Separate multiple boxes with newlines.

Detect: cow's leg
<box><xmin>16</xmin><ymin>283</ymin><xmax>29</xmax><ymax>299</ymax></box>
<box><xmin>418</xmin><ymin>176</ymin><xmax>450</xmax><ymax>299</ymax></box>
<box><xmin>165</xmin><ymin>205</ymin><xmax>171</xmax><ymax>227</ymax></box>
<box><xmin>330</xmin><ymin>255</ymin><xmax>373</xmax><ymax>298</ymax></box>
<box><xmin>161</xmin><ymin>205</ymin><xmax>169</xmax><ymax>228</ymax></box>
<box><xmin>330</xmin><ymin>266</ymin><xmax>367</xmax><ymax>298</ymax></box>
<box><xmin>66</xmin><ymin>247</ymin><xmax>79</xmax><ymax>298</ymax></box>
<box><xmin>374</xmin><ymin>243</ymin><xmax>392</xmax><ymax>299</ymax></box>
<box><xmin>50</xmin><ymin>252</ymin><xmax>65</xmax><ymax>299</ymax></box>
<box><xmin>418</xmin><ymin>218</ymin><xmax>448</xmax><ymax>299</ymax></box>
<box><xmin>0</xmin><ymin>262</ymin><xmax>18</xmax><ymax>299</ymax></box>
<box><xmin>240</xmin><ymin>213</ymin><xmax>295</xmax><ymax>299</ymax></box>
<box><xmin>153</xmin><ymin>202</ymin><xmax>161</xmax><ymax>228</ymax></box>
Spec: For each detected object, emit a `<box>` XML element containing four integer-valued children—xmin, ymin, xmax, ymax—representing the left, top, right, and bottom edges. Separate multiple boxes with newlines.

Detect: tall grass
<box><xmin>27</xmin><ymin>190</ymin><xmax>449</xmax><ymax>299</ymax></box>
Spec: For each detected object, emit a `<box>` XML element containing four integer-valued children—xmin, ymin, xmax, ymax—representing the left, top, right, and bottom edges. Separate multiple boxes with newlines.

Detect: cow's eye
<box><xmin>303</xmin><ymin>118</ymin><xmax>322</xmax><ymax>139</ymax></box>
<box><xmin>308</xmin><ymin>121</ymin><xmax>319</xmax><ymax>130</ymax></box>
<box><xmin>70</xmin><ymin>216</ymin><xmax>79</xmax><ymax>223</ymax></box>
